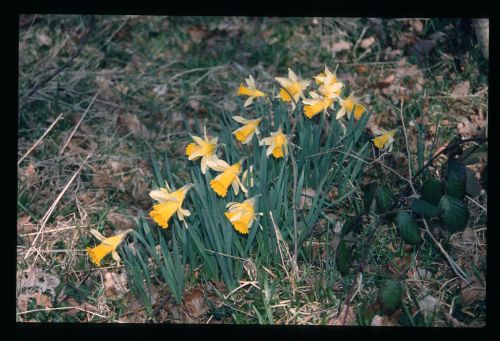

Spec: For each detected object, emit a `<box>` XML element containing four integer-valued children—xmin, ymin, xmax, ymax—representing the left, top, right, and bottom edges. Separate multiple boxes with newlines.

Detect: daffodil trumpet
<box><xmin>232</xmin><ymin>116</ymin><xmax>263</xmax><ymax>144</ymax></box>
<box><xmin>208</xmin><ymin>158</ymin><xmax>247</xmax><ymax>197</ymax></box>
<box><xmin>86</xmin><ymin>229</ymin><xmax>133</xmax><ymax>267</ymax></box>
<box><xmin>149</xmin><ymin>182</ymin><xmax>193</xmax><ymax>229</ymax></box>
<box><xmin>224</xmin><ymin>197</ymin><xmax>261</xmax><ymax>235</ymax></box>
<box><xmin>259</xmin><ymin>127</ymin><xmax>288</xmax><ymax>159</ymax></box>
<box><xmin>185</xmin><ymin>127</ymin><xmax>219</xmax><ymax>174</ymax></box>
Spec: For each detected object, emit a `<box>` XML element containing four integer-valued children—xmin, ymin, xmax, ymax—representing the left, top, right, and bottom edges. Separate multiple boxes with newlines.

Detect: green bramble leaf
<box><xmin>438</xmin><ymin>195</ymin><xmax>469</xmax><ymax>232</ymax></box>
<box><xmin>397</xmin><ymin>212</ymin><xmax>421</xmax><ymax>244</ymax></box>
<box><xmin>421</xmin><ymin>178</ymin><xmax>444</xmax><ymax>206</ymax></box>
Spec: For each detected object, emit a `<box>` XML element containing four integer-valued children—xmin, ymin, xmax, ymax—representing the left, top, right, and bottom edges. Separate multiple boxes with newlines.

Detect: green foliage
<box><xmin>374</xmin><ymin>185</ymin><xmax>395</xmax><ymax>213</ymax></box>
<box><xmin>446</xmin><ymin>179</ymin><xmax>466</xmax><ymax>200</ymax></box>
<box><xmin>411</xmin><ymin>199</ymin><xmax>442</xmax><ymax>218</ymax></box>
<box><xmin>421</xmin><ymin>178</ymin><xmax>444</xmax><ymax>206</ymax></box>
<box><xmin>438</xmin><ymin>195</ymin><xmax>470</xmax><ymax>232</ymax></box>
<box><xmin>336</xmin><ymin>239</ymin><xmax>349</xmax><ymax>275</ymax></box>
<box><xmin>396</xmin><ymin>212</ymin><xmax>421</xmax><ymax>244</ymax></box>
<box><xmin>378</xmin><ymin>279</ymin><xmax>403</xmax><ymax>314</ymax></box>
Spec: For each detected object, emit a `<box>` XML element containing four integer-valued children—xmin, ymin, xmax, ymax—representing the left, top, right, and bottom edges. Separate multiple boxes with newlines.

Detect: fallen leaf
<box><xmin>17</xmin><ymin>215</ymin><xmax>36</xmax><ymax>235</ymax></box>
<box><xmin>183</xmin><ymin>288</ymin><xmax>208</xmax><ymax>317</ymax></box>
<box><xmin>410</xmin><ymin>19</ymin><xmax>424</xmax><ymax>33</ymax></box>
<box><xmin>17</xmin><ymin>268</ymin><xmax>60</xmax><ymax>297</ymax></box>
<box><xmin>412</xmin><ymin>268</ymin><xmax>433</xmax><ymax>281</ymax></box>
<box><xmin>104</xmin><ymin>271</ymin><xmax>128</xmax><ymax>300</ymax></box>
<box><xmin>116</xmin><ymin>113</ymin><xmax>149</xmax><ymax>137</ymax></box>
<box><xmin>360</xmin><ymin>36</ymin><xmax>376</xmax><ymax>49</ymax></box>
<box><xmin>397</xmin><ymin>32</ymin><xmax>417</xmax><ymax>49</ymax></box>
<box><xmin>460</xmin><ymin>277</ymin><xmax>486</xmax><ymax>305</ymax></box>
<box><xmin>418</xmin><ymin>294</ymin><xmax>439</xmax><ymax>314</ymax></box>
<box><xmin>376</xmin><ymin>74</ymin><xmax>395</xmax><ymax>89</ymax></box>
<box><xmin>187</xmin><ymin>26</ymin><xmax>208</xmax><ymax>43</ymax></box>
<box><xmin>91</xmin><ymin>170</ymin><xmax>114</xmax><ymax>189</ymax></box>
<box><xmin>36</xmin><ymin>32</ymin><xmax>52</xmax><ymax>46</ymax></box>
<box><xmin>452</xmin><ymin>81</ymin><xmax>470</xmax><ymax>98</ymax></box>
<box><xmin>107</xmin><ymin>211</ymin><xmax>135</xmax><ymax>231</ymax></box>
<box><xmin>328</xmin><ymin>305</ymin><xmax>356</xmax><ymax>326</ymax></box>
<box><xmin>332</xmin><ymin>40</ymin><xmax>352</xmax><ymax>53</ymax></box>
<box><xmin>63</xmin><ymin>297</ymin><xmax>99</xmax><ymax>316</ymax></box>
<box><xmin>22</xmin><ymin>163</ymin><xmax>37</xmax><ymax>185</ymax></box>
<box><xmin>370</xmin><ymin>314</ymin><xmax>397</xmax><ymax>326</ymax></box>
<box><xmin>299</xmin><ymin>188</ymin><xmax>316</xmax><ymax>209</ymax></box>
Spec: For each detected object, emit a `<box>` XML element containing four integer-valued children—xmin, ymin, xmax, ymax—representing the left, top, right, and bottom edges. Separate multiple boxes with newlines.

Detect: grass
<box><xmin>17</xmin><ymin>15</ymin><xmax>487</xmax><ymax>326</ymax></box>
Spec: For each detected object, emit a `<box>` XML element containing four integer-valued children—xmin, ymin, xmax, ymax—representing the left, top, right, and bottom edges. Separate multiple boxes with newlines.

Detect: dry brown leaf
<box><xmin>183</xmin><ymin>288</ymin><xmax>208</xmax><ymax>317</ymax></box>
<box><xmin>460</xmin><ymin>277</ymin><xmax>486</xmax><ymax>305</ymax></box>
<box><xmin>17</xmin><ymin>215</ymin><xmax>37</xmax><ymax>234</ymax></box>
<box><xmin>328</xmin><ymin>305</ymin><xmax>356</xmax><ymax>326</ymax></box>
<box><xmin>299</xmin><ymin>187</ymin><xmax>316</xmax><ymax>209</ymax></box>
<box><xmin>104</xmin><ymin>271</ymin><xmax>128</xmax><ymax>300</ymax></box>
<box><xmin>457</xmin><ymin>116</ymin><xmax>485</xmax><ymax>139</ymax></box>
<box><xmin>62</xmin><ymin>297</ymin><xmax>99</xmax><ymax>316</ymax></box>
<box><xmin>360</xmin><ymin>36</ymin><xmax>376</xmax><ymax>49</ymax></box>
<box><xmin>22</xmin><ymin>163</ymin><xmax>37</xmax><ymax>184</ymax></box>
<box><xmin>452</xmin><ymin>81</ymin><xmax>470</xmax><ymax>98</ymax></box>
<box><xmin>410</xmin><ymin>19</ymin><xmax>424</xmax><ymax>33</ymax></box>
<box><xmin>355</xmin><ymin>65</ymin><xmax>367</xmax><ymax>75</ymax></box>
<box><xmin>332</xmin><ymin>40</ymin><xmax>352</xmax><ymax>53</ymax></box>
<box><xmin>376</xmin><ymin>74</ymin><xmax>395</xmax><ymax>88</ymax></box>
<box><xmin>397</xmin><ymin>32</ymin><xmax>417</xmax><ymax>49</ymax></box>
<box><xmin>107</xmin><ymin>211</ymin><xmax>135</xmax><ymax>231</ymax></box>
<box><xmin>370</xmin><ymin>314</ymin><xmax>397</xmax><ymax>326</ymax></box>
<box><xmin>17</xmin><ymin>292</ymin><xmax>53</xmax><ymax>312</ymax></box>
<box><xmin>187</xmin><ymin>26</ymin><xmax>208</xmax><ymax>43</ymax></box>
<box><xmin>91</xmin><ymin>170</ymin><xmax>114</xmax><ymax>189</ymax></box>
<box><xmin>36</xmin><ymin>32</ymin><xmax>52</xmax><ymax>46</ymax></box>
<box><xmin>116</xmin><ymin>113</ymin><xmax>149</xmax><ymax>137</ymax></box>
<box><xmin>17</xmin><ymin>268</ymin><xmax>60</xmax><ymax>297</ymax></box>
<box><xmin>418</xmin><ymin>294</ymin><xmax>439</xmax><ymax>314</ymax></box>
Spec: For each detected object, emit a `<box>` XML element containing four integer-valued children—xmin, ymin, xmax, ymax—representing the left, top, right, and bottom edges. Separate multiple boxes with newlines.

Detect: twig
<box><xmin>59</xmin><ymin>89</ymin><xmax>100</xmax><ymax>155</ymax></box>
<box><xmin>19</xmin><ymin>17</ymin><xmax>94</xmax><ymax>110</ymax></box>
<box><xmin>398</xmin><ymin>100</ymin><xmax>417</xmax><ymax>195</ymax></box>
<box><xmin>151</xmin><ymin>293</ymin><xmax>171</xmax><ymax>318</ymax></box>
<box><xmin>24</xmin><ymin>148</ymin><xmax>94</xmax><ymax>261</ymax></box>
<box><xmin>17</xmin><ymin>113</ymin><xmax>64</xmax><ymax>166</ymax></box>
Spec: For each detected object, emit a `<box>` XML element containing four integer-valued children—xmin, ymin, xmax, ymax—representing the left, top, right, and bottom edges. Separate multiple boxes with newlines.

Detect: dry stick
<box><xmin>19</xmin><ymin>19</ymin><xmax>94</xmax><ymax>110</ymax></box>
<box><xmin>59</xmin><ymin>89</ymin><xmax>101</xmax><ymax>155</ymax></box>
<box><xmin>24</xmin><ymin>149</ymin><xmax>94</xmax><ymax>261</ymax></box>
<box><xmin>397</xmin><ymin>102</ymin><xmax>471</xmax><ymax>285</ymax></box>
<box><xmin>17</xmin><ymin>113</ymin><xmax>64</xmax><ymax>166</ymax></box>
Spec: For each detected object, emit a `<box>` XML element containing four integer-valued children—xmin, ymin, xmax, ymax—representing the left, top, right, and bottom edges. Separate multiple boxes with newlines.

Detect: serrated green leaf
<box><xmin>446</xmin><ymin>179</ymin><xmax>466</xmax><ymax>200</ymax></box>
<box><xmin>438</xmin><ymin>195</ymin><xmax>469</xmax><ymax>232</ymax></box>
<box><xmin>446</xmin><ymin>158</ymin><xmax>466</xmax><ymax>183</ymax></box>
<box><xmin>465</xmin><ymin>167</ymin><xmax>481</xmax><ymax>197</ymax></box>
<box><xmin>375</xmin><ymin>185</ymin><xmax>395</xmax><ymax>213</ymax></box>
<box><xmin>336</xmin><ymin>239</ymin><xmax>349</xmax><ymax>275</ymax></box>
<box><xmin>363</xmin><ymin>182</ymin><xmax>378</xmax><ymax>213</ymax></box>
<box><xmin>411</xmin><ymin>199</ymin><xmax>442</xmax><ymax>217</ymax></box>
<box><xmin>421</xmin><ymin>178</ymin><xmax>444</xmax><ymax>206</ymax></box>
<box><xmin>397</xmin><ymin>212</ymin><xmax>421</xmax><ymax>244</ymax></box>
<box><xmin>378</xmin><ymin>280</ymin><xmax>402</xmax><ymax>314</ymax></box>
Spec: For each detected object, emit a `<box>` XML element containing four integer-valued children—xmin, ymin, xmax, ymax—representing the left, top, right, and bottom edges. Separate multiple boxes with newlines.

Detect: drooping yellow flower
<box><xmin>237</xmin><ymin>74</ymin><xmax>267</xmax><ymax>107</ymax></box>
<box><xmin>275</xmin><ymin>68</ymin><xmax>310</xmax><ymax>110</ymax></box>
<box><xmin>208</xmin><ymin>159</ymin><xmax>247</xmax><ymax>197</ymax></box>
<box><xmin>303</xmin><ymin>91</ymin><xmax>334</xmax><ymax>119</ymax></box>
<box><xmin>259</xmin><ymin>127</ymin><xmax>288</xmax><ymax>159</ymax></box>
<box><xmin>149</xmin><ymin>182</ymin><xmax>193</xmax><ymax>229</ymax></box>
<box><xmin>185</xmin><ymin>127</ymin><xmax>218</xmax><ymax>174</ymax></box>
<box><xmin>336</xmin><ymin>92</ymin><xmax>367</xmax><ymax>120</ymax></box>
<box><xmin>232</xmin><ymin>116</ymin><xmax>263</xmax><ymax>144</ymax></box>
<box><xmin>373</xmin><ymin>129</ymin><xmax>397</xmax><ymax>151</ymax></box>
<box><xmin>314</xmin><ymin>66</ymin><xmax>344</xmax><ymax>99</ymax></box>
<box><xmin>87</xmin><ymin>229</ymin><xmax>132</xmax><ymax>267</ymax></box>
<box><xmin>224</xmin><ymin>197</ymin><xmax>259</xmax><ymax>235</ymax></box>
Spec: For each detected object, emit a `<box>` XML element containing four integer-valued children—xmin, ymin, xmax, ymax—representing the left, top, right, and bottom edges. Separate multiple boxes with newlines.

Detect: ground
<box><xmin>17</xmin><ymin>15</ymin><xmax>487</xmax><ymax>325</ymax></box>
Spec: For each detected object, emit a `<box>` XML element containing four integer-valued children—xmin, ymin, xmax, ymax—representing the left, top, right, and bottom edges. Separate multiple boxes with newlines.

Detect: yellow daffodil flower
<box><xmin>185</xmin><ymin>127</ymin><xmax>219</xmax><ymax>174</ymax></box>
<box><xmin>373</xmin><ymin>129</ymin><xmax>397</xmax><ymax>152</ymax></box>
<box><xmin>314</xmin><ymin>66</ymin><xmax>344</xmax><ymax>99</ymax></box>
<box><xmin>224</xmin><ymin>197</ymin><xmax>260</xmax><ymax>234</ymax></box>
<box><xmin>260</xmin><ymin>127</ymin><xmax>288</xmax><ymax>159</ymax></box>
<box><xmin>87</xmin><ymin>229</ymin><xmax>133</xmax><ymax>267</ymax></box>
<box><xmin>237</xmin><ymin>74</ymin><xmax>266</xmax><ymax>107</ymax></box>
<box><xmin>336</xmin><ymin>92</ymin><xmax>367</xmax><ymax>120</ymax></box>
<box><xmin>303</xmin><ymin>91</ymin><xmax>334</xmax><ymax>119</ymax></box>
<box><xmin>232</xmin><ymin>116</ymin><xmax>263</xmax><ymax>144</ymax></box>
<box><xmin>275</xmin><ymin>68</ymin><xmax>310</xmax><ymax>110</ymax></box>
<box><xmin>208</xmin><ymin>159</ymin><xmax>247</xmax><ymax>197</ymax></box>
<box><xmin>149</xmin><ymin>182</ymin><xmax>193</xmax><ymax>229</ymax></box>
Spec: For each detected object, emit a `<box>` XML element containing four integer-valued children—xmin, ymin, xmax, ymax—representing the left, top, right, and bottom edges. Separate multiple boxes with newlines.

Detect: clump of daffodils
<box><xmin>90</xmin><ymin>64</ymin><xmax>399</xmax><ymax>265</ymax></box>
